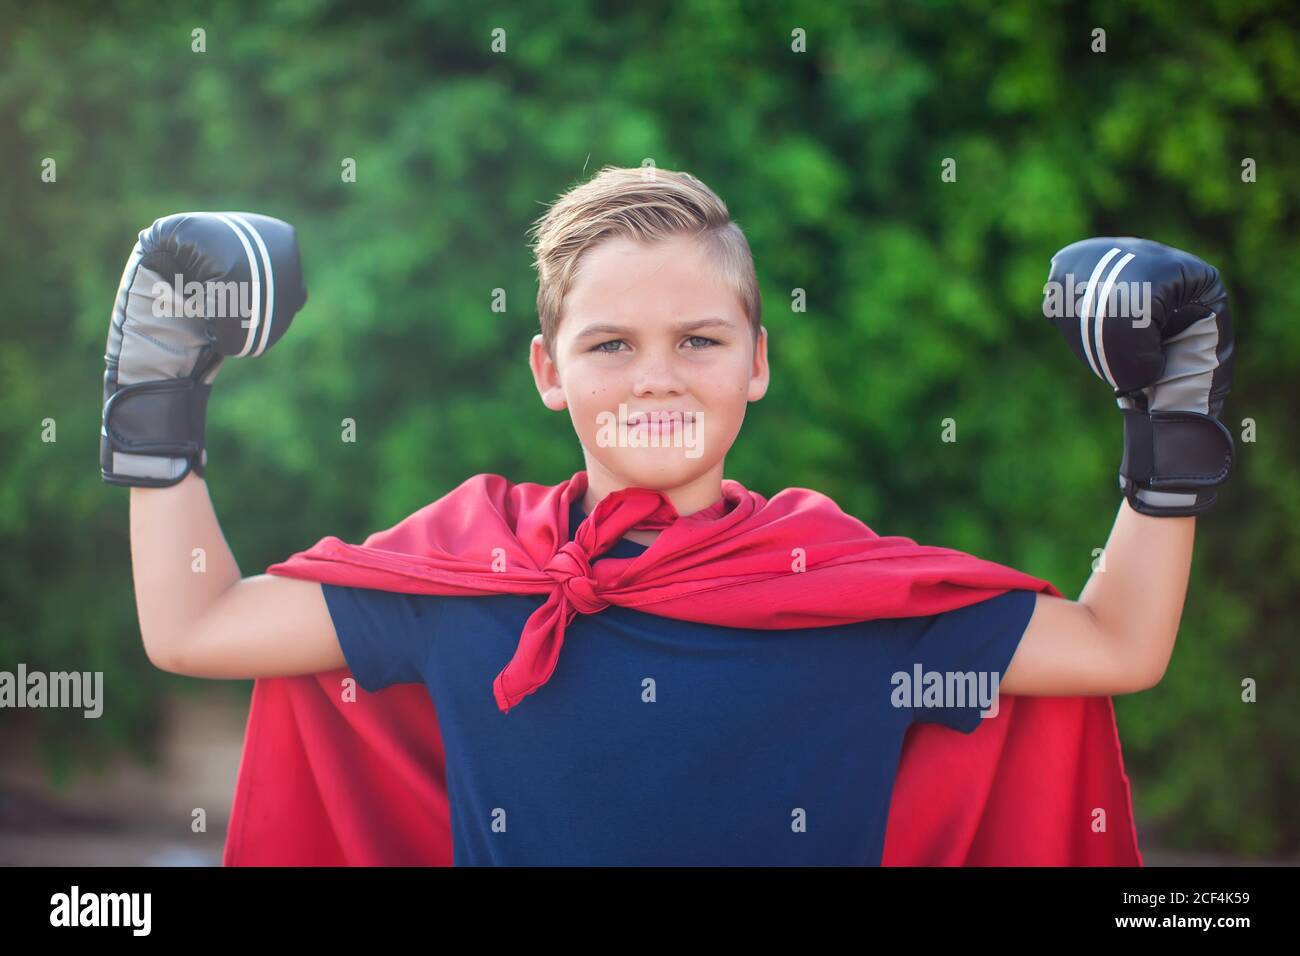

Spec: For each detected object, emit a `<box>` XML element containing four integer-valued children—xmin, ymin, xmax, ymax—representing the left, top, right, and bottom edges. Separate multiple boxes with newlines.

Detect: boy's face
<box><xmin>530</xmin><ymin>233</ymin><xmax>768</xmax><ymax>505</ymax></box>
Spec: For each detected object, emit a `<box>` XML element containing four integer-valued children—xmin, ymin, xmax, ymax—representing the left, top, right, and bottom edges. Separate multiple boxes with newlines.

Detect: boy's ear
<box><xmin>530</xmin><ymin>333</ymin><xmax>568</xmax><ymax>411</ymax></box>
<box><xmin>747</xmin><ymin>324</ymin><xmax>770</xmax><ymax>403</ymax></box>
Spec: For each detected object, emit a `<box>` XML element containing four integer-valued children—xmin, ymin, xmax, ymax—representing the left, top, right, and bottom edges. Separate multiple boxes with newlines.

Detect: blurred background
<box><xmin>1</xmin><ymin>0</ymin><xmax>1297</xmax><ymax>865</ymax></box>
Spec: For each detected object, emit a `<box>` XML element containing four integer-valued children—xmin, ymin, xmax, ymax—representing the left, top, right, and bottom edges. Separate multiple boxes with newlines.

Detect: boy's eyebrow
<box><xmin>572</xmin><ymin>317</ymin><xmax>737</xmax><ymax>341</ymax></box>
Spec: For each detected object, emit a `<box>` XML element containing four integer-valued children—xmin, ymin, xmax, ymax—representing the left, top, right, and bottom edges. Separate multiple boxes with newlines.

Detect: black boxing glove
<box><xmin>1042</xmin><ymin>237</ymin><xmax>1235</xmax><ymax>517</ymax></box>
<box><xmin>101</xmin><ymin>212</ymin><xmax>307</xmax><ymax>487</ymax></box>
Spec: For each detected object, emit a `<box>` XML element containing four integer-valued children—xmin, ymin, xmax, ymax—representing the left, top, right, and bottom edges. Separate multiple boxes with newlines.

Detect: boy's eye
<box><xmin>589</xmin><ymin>336</ymin><xmax>720</xmax><ymax>354</ymax></box>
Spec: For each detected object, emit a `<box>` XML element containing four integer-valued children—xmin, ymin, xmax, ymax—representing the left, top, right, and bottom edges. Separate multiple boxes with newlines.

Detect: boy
<box><xmin>104</xmin><ymin>168</ymin><xmax>1234</xmax><ymax>865</ymax></box>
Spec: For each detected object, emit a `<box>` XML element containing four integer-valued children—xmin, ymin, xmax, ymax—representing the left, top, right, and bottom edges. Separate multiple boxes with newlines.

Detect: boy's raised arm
<box><xmin>999</xmin><ymin>236</ymin><xmax>1235</xmax><ymax>698</ymax></box>
<box><xmin>1001</xmin><ymin>502</ymin><xmax>1194</xmax><ymax>697</ymax></box>
<box><xmin>130</xmin><ymin>474</ymin><xmax>343</xmax><ymax>679</ymax></box>
<box><xmin>101</xmin><ymin>212</ymin><xmax>333</xmax><ymax>679</ymax></box>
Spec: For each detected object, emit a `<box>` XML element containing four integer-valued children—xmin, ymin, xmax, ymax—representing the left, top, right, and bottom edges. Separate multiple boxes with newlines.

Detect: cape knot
<box><xmin>544</xmin><ymin>540</ymin><xmax>609</xmax><ymax>615</ymax></box>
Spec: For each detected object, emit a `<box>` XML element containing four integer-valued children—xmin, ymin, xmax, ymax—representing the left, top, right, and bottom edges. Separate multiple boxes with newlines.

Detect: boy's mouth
<box><xmin>624</xmin><ymin>410</ymin><xmax>694</xmax><ymax>427</ymax></box>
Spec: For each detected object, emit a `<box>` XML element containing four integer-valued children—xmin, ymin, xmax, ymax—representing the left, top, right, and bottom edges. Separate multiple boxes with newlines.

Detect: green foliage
<box><xmin>1</xmin><ymin>0</ymin><xmax>1296</xmax><ymax>855</ymax></box>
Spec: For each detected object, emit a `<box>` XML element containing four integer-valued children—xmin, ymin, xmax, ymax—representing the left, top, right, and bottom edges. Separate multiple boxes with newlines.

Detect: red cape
<box><xmin>222</xmin><ymin>470</ymin><xmax>1142</xmax><ymax>865</ymax></box>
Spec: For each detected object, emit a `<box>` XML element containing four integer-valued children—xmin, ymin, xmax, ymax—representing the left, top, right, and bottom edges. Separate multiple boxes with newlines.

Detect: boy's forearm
<box><xmin>129</xmin><ymin>470</ymin><xmax>242</xmax><ymax>664</ymax></box>
<box><xmin>1077</xmin><ymin>498</ymin><xmax>1196</xmax><ymax>683</ymax></box>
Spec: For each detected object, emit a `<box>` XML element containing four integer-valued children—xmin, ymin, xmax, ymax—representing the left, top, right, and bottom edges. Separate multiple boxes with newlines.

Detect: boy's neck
<box><xmin>579</xmin><ymin>463</ymin><xmax>726</xmax><ymax>545</ymax></box>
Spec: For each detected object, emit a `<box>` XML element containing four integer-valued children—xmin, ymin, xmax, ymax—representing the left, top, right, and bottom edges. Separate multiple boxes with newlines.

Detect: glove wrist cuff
<box><xmin>101</xmin><ymin>379</ymin><xmax>211</xmax><ymax>487</ymax></box>
<box><xmin>1118</xmin><ymin>408</ymin><xmax>1234</xmax><ymax>517</ymax></box>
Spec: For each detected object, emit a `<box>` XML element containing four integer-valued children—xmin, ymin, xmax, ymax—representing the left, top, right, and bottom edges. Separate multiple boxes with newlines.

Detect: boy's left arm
<box><xmin>1000</xmin><ymin>501</ymin><xmax>1194</xmax><ymax>696</ymax></box>
<box><xmin>998</xmin><ymin>236</ymin><xmax>1236</xmax><ymax>698</ymax></box>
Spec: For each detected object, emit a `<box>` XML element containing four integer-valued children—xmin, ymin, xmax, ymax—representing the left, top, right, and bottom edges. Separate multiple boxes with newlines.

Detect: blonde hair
<box><xmin>527</xmin><ymin>165</ymin><xmax>761</xmax><ymax>362</ymax></box>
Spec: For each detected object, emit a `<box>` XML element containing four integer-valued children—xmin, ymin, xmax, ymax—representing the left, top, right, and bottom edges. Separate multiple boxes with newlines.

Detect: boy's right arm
<box><xmin>132</xmin><ymin>471</ymin><xmax>345</xmax><ymax>679</ymax></box>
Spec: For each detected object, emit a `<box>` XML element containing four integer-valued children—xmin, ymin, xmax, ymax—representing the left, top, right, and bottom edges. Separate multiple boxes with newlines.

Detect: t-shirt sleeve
<box><xmin>320</xmin><ymin>583</ymin><xmax>433</xmax><ymax>693</ymax></box>
<box><xmin>898</xmin><ymin>588</ymin><xmax>1038</xmax><ymax>734</ymax></box>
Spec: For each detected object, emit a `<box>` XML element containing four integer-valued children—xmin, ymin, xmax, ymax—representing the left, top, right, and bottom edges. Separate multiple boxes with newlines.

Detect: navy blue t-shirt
<box><xmin>322</xmin><ymin>499</ymin><xmax>1037</xmax><ymax>866</ymax></box>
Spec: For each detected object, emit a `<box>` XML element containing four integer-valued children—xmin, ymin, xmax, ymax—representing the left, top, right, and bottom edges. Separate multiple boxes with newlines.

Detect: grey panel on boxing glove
<box><xmin>102</xmin><ymin>262</ymin><xmax>224</xmax><ymax>482</ymax></box>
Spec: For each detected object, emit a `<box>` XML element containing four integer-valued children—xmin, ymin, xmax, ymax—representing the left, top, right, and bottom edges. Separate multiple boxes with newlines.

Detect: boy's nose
<box><xmin>629</xmin><ymin>358</ymin><xmax>689</xmax><ymax>394</ymax></box>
